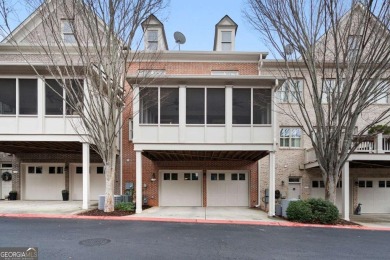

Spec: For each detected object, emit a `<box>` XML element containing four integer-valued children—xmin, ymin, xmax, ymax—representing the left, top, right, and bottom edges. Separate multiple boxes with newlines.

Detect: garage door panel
<box><xmin>25</xmin><ymin>165</ymin><xmax>65</xmax><ymax>200</ymax></box>
<box><xmin>207</xmin><ymin>171</ymin><xmax>248</xmax><ymax>207</ymax></box>
<box><xmin>72</xmin><ymin>165</ymin><xmax>105</xmax><ymax>201</ymax></box>
<box><xmin>160</xmin><ymin>171</ymin><xmax>202</xmax><ymax>206</ymax></box>
<box><xmin>358</xmin><ymin>179</ymin><xmax>390</xmax><ymax>213</ymax></box>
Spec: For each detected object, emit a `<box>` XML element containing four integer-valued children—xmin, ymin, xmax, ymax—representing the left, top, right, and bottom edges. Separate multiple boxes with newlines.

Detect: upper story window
<box><xmin>221</xmin><ymin>31</ymin><xmax>232</xmax><ymax>51</ymax></box>
<box><xmin>0</xmin><ymin>79</ymin><xmax>16</xmax><ymax>115</ymax></box>
<box><xmin>233</xmin><ymin>88</ymin><xmax>271</xmax><ymax>124</ymax></box>
<box><xmin>186</xmin><ymin>88</ymin><xmax>225</xmax><ymax>125</ymax></box>
<box><xmin>146</xmin><ymin>30</ymin><xmax>158</xmax><ymax>50</ymax></box>
<box><xmin>45</xmin><ymin>79</ymin><xmax>83</xmax><ymax>116</ymax></box>
<box><xmin>62</xmin><ymin>19</ymin><xmax>76</xmax><ymax>44</ymax></box>
<box><xmin>139</xmin><ymin>87</ymin><xmax>179</xmax><ymax>124</ymax></box>
<box><xmin>347</xmin><ymin>35</ymin><xmax>361</xmax><ymax>61</ymax></box>
<box><xmin>280</xmin><ymin>128</ymin><xmax>302</xmax><ymax>148</ymax></box>
<box><xmin>277</xmin><ymin>80</ymin><xmax>303</xmax><ymax>103</ymax></box>
<box><xmin>375</xmin><ymin>80</ymin><xmax>390</xmax><ymax>104</ymax></box>
<box><xmin>321</xmin><ymin>79</ymin><xmax>343</xmax><ymax>103</ymax></box>
<box><xmin>0</xmin><ymin>78</ymin><xmax>38</xmax><ymax>115</ymax></box>
<box><xmin>211</xmin><ymin>70</ymin><xmax>239</xmax><ymax>76</ymax></box>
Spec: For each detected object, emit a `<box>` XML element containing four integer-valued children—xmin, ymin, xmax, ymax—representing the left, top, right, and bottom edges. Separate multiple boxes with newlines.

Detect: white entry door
<box><xmin>160</xmin><ymin>170</ymin><xmax>202</xmax><ymax>206</ymax></box>
<box><xmin>207</xmin><ymin>171</ymin><xmax>249</xmax><ymax>206</ymax></box>
<box><xmin>71</xmin><ymin>164</ymin><xmax>106</xmax><ymax>201</ymax></box>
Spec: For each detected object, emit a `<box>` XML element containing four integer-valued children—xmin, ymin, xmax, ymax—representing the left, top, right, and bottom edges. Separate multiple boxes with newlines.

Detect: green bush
<box><xmin>307</xmin><ymin>198</ymin><xmax>339</xmax><ymax>224</ymax></box>
<box><xmin>286</xmin><ymin>200</ymin><xmax>313</xmax><ymax>223</ymax></box>
<box><xmin>286</xmin><ymin>198</ymin><xmax>339</xmax><ymax>224</ymax></box>
<box><xmin>115</xmin><ymin>202</ymin><xmax>135</xmax><ymax>211</ymax></box>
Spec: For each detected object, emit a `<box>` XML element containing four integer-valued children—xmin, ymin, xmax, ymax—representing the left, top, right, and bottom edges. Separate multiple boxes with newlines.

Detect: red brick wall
<box><xmin>128</xmin><ymin>62</ymin><xmax>258</xmax><ymax>75</ymax></box>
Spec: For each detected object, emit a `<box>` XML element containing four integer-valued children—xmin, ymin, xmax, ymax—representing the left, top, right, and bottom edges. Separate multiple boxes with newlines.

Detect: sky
<box><xmin>160</xmin><ymin>0</ymin><xmax>266</xmax><ymax>52</ymax></box>
<box><xmin>6</xmin><ymin>0</ymin><xmax>267</xmax><ymax>52</ymax></box>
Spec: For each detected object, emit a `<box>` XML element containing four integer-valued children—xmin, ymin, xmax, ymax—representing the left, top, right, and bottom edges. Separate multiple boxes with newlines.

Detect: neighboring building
<box><xmin>0</xmin><ymin>1</ymin><xmax>111</xmax><ymax>205</ymax></box>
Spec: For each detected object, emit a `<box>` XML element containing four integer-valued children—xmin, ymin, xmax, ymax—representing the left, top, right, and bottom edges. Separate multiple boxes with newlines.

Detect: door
<box><xmin>358</xmin><ymin>179</ymin><xmax>390</xmax><ymax>213</ymax></box>
<box><xmin>160</xmin><ymin>170</ymin><xmax>202</xmax><ymax>206</ymax></box>
<box><xmin>288</xmin><ymin>183</ymin><xmax>301</xmax><ymax>199</ymax></box>
<box><xmin>71</xmin><ymin>164</ymin><xmax>105</xmax><ymax>201</ymax></box>
<box><xmin>207</xmin><ymin>171</ymin><xmax>249</xmax><ymax>206</ymax></box>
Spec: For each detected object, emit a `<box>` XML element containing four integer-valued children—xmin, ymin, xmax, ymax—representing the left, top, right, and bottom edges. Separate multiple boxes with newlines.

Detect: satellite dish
<box><xmin>174</xmin><ymin>31</ymin><xmax>186</xmax><ymax>50</ymax></box>
<box><xmin>284</xmin><ymin>44</ymin><xmax>294</xmax><ymax>56</ymax></box>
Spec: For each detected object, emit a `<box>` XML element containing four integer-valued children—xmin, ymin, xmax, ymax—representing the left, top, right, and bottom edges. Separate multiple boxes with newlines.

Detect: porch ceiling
<box><xmin>142</xmin><ymin>150</ymin><xmax>269</xmax><ymax>161</ymax></box>
<box><xmin>350</xmin><ymin>160</ymin><xmax>390</xmax><ymax>168</ymax></box>
<box><xmin>0</xmin><ymin>141</ymin><xmax>96</xmax><ymax>155</ymax></box>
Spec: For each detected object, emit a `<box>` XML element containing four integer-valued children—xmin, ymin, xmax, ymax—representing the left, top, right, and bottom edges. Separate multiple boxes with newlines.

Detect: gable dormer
<box><xmin>141</xmin><ymin>14</ymin><xmax>168</xmax><ymax>51</ymax></box>
<box><xmin>213</xmin><ymin>15</ymin><xmax>237</xmax><ymax>51</ymax></box>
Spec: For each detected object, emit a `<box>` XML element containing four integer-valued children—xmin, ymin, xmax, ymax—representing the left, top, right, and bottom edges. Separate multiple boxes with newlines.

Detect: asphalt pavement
<box><xmin>0</xmin><ymin>217</ymin><xmax>389</xmax><ymax>260</ymax></box>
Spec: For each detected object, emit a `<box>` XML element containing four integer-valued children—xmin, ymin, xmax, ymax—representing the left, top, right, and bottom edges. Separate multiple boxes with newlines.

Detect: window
<box><xmin>312</xmin><ymin>180</ymin><xmax>325</xmax><ymax>188</ymax></box>
<box><xmin>45</xmin><ymin>79</ymin><xmax>63</xmax><ymax>115</ymax></box>
<box><xmin>211</xmin><ymin>173</ymin><xmax>225</xmax><ymax>181</ymax></box>
<box><xmin>19</xmin><ymin>79</ymin><xmax>38</xmax><ymax>115</ymax></box>
<box><xmin>129</xmin><ymin>118</ymin><xmax>133</xmax><ymax>141</ymax></box>
<box><xmin>1</xmin><ymin>164</ymin><xmax>12</xmax><ymax>168</ymax></box>
<box><xmin>289</xmin><ymin>177</ymin><xmax>301</xmax><ymax>183</ymax></box>
<box><xmin>277</xmin><ymin>80</ymin><xmax>303</xmax><ymax>103</ymax></box>
<box><xmin>347</xmin><ymin>35</ymin><xmax>361</xmax><ymax>61</ymax></box>
<box><xmin>76</xmin><ymin>167</ymin><xmax>83</xmax><ymax>174</ymax></box>
<box><xmin>211</xmin><ymin>173</ymin><xmax>218</xmax><ymax>181</ymax></box>
<box><xmin>146</xmin><ymin>30</ymin><xmax>158</xmax><ymax>50</ymax></box>
<box><xmin>171</xmin><ymin>173</ymin><xmax>178</xmax><ymax>180</ymax></box>
<box><xmin>233</xmin><ymin>88</ymin><xmax>251</xmax><ymax>124</ymax></box>
<box><xmin>35</xmin><ymin>167</ymin><xmax>42</xmax><ymax>174</ymax></box>
<box><xmin>160</xmin><ymin>88</ymin><xmax>179</xmax><ymax>124</ymax></box>
<box><xmin>379</xmin><ymin>181</ymin><xmax>386</xmax><ymax>188</ymax></box>
<box><xmin>239</xmin><ymin>173</ymin><xmax>245</xmax><ymax>180</ymax></box>
<box><xmin>186</xmin><ymin>88</ymin><xmax>205</xmax><ymax>124</ymax></box>
<box><xmin>375</xmin><ymin>81</ymin><xmax>390</xmax><ymax>104</ymax></box>
<box><xmin>184</xmin><ymin>173</ymin><xmax>199</xmax><ymax>181</ymax></box>
<box><xmin>62</xmin><ymin>20</ymin><xmax>76</xmax><ymax>44</ymax></box>
<box><xmin>139</xmin><ymin>88</ymin><xmax>158</xmax><ymax>124</ymax></box>
<box><xmin>231</xmin><ymin>174</ymin><xmax>238</xmax><ymax>181</ymax></box>
<box><xmin>253</xmin><ymin>89</ymin><xmax>271</xmax><ymax>124</ymax></box>
<box><xmin>221</xmin><ymin>31</ymin><xmax>232</xmax><ymax>51</ymax></box>
<box><xmin>280</xmin><ymin>128</ymin><xmax>302</xmax><ymax>148</ymax></box>
<box><xmin>163</xmin><ymin>173</ymin><xmax>170</xmax><ymax>180</ymax></box>
<box><xmin>219</xmin><ymin>173</ymin><xmax>225</xmax><ymax>180</ymax></box>
<box><xmin>49</xmin><ymin>167</ymin><xmax>56</xmax><ymax>174</ymax></box>
<box><xmin>0</xmin><ymin>79</ymin><xmax>16</xmax><ymax>114</ymax></box>
<box><xmin>207</xmin><ymin>88</ymin><xmax>225</xmax><ymax>124</ymax></box>
<box><xmin>97</xmin><ymin>167</ymin><xmax>104</xmax><ymax>174</ymax></box>
<box><xmin>359</xmin><ymin>180</ymin><xmax>373</xmax><ymax>188</ymax></box>
<box><xmin>65</xmin><ymin>79</ymin><xmax>84</xmax><ymax>115</ymax></box>
<box><xmin>322</xmin><ymin>79</ymin><xmax>343</xmax><ymax>103</ymax></box>
<box><xmin>49</xmin><ymin>166</ymin><xmax>63</xmax><ymax>174</ymax></box>
<box><xmin>163</xmin><ymin>173</ymin><xmax>178</xmax><ymax>181</ymax></box>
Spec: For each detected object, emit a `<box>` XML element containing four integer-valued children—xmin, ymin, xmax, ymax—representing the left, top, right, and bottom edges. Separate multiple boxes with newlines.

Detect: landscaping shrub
<box><xmin>115</xmin><ymin>202</ymin><xmax>135</xmax><ymax>211</ymax></box>
<box><xmin>307</xmin><ymin>198</ymin><xmax>339</xmax><ymax>224</ymax></box>
<box><xmin>286</xmin><ymin>200</ymin><xmax>313</xmax><ymax>223</ymax></box>
<box><xmin>286</xmin><ymin>198</ymin><xmax>339</xmax><ymax>224</ymax></box>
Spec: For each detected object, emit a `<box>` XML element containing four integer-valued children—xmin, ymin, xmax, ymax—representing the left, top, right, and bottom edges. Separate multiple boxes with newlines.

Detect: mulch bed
<box><xmin>78</xmin><ymin>205</ymin><xmax>151</xmax><ymax>217</ymax></box>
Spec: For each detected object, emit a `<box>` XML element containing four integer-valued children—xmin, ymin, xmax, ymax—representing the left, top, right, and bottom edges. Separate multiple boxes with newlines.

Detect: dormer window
<box><xmin>62</xmin><ymin>19</ymin><xmax>76</xmax><ymax>44</ymax></box>
<box><xmin>221</xmin><ymin>31</ymin><xmax>232</xmax><ymax>51</ymax></box>
<box><xmin>147</xmin><ymin>30</ymin><xmax>158</xmax><ymax>50</ymax></box>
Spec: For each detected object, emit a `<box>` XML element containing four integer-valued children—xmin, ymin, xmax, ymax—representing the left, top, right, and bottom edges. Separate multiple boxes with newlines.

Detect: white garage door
<box><xmin>72</xmin><ymin>164</ymin><xmax>106</xmax><ymax>201</ymax></box>
<box><xmin>160</xmin><ymin>171</ymin><xmax>202</xmax><ymax>206</ymax></box>
<box><xmin>310</xmin><ymin>180</ymin><xmax>343</xmax><ymax>211</ymax></box>
<box><xmin>24</xmin><ymin>164</ymin><xmax>65</xmax><ymax>200</ymax></box>
<box><xmin>358</xmin><ymin>179</ymin><xmax>390</xmax><ymax>213</ymax></box>
<box><xmin>207</xmin><ymin>171</ymin><xmax>249</xmax><ymax>206</ymax></box>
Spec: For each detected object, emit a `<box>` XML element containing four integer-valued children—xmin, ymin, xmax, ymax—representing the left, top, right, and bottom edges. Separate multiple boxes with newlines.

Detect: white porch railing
<box><xmin>304</xmin><ymin>134</ymin><xmax>390</xmax><ymax>164</ymax></box>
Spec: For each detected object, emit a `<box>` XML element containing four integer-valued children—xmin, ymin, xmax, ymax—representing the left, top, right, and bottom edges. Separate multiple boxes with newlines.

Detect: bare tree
<box><xmin>0</xmin><ymin>0</ymin><xmax>166</xmax><ymax>212</ymax></box>
<box><xmin>245</xmin><ymin>0</ymin><xmax>390</xmax><ymax>204</ymax></box>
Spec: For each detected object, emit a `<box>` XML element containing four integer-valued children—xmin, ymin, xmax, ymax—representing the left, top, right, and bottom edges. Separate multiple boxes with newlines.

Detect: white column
<box><xmin>268</xmin><ymin>151</ymin><xmax>276</xmax><ymax>217</ymax></box>
<box><xmin>82</xmin><ymin>142</ymin><xmax>90</xmax><ymax>210</ymax></box>
<box><xmin>377</xmin><ymin>133</ymin><xmax>384</xmax><ymax>153</ymax></box>
<box><xmin>342</xmin><ymin>161</ymin><xmax>350</xmax><ymax>221</ymax></box>
<box><xmin>257</xmin><ymin>159</ymin><xmax>262</xmax><ymax>207</ymax></box>
<box><xmin>179</xmin><ymin>85</ymin><xmax>186</xmax><ymax>142</ymax></box>
<box><xmin>135</xmin><ymin>150</ymin><xmax>143</xmax><ymax>213</ymax></box>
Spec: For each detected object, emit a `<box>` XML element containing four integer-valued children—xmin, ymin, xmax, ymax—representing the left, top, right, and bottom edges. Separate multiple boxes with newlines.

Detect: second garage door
<box><xmin>71</xmin><ymin>164</ymin><xmax>106</xmax><ymax>201</ymax></box>
<box><xmin>358</xmin><ymin>179</ymin><xmax>390</xmax><ymax>213</ymax></box>
<box><xmin>207</xmin><ymin>171</ymin><xmax>249</xmax><ymax>206</ymax></box>
<box><xmin>160</xmin><ymin>170</ymin><xmax>202</xmax><ymax>206</ymax></box>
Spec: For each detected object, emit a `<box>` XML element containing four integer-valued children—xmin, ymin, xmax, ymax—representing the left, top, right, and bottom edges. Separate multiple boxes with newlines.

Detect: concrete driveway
<box><xmin>0</xmin><ymin>200</ymin><xmax>97</xmax><ymax>215</ymax></box>
<box><xmin>129</xmin><ymin>206</ymin><xmax>286</xmax><ymax>222</ymax></box>
<box><xmin>350</xmin><ymin>214</ymin><xmax>390</xmax><ymax>228</ymax></box>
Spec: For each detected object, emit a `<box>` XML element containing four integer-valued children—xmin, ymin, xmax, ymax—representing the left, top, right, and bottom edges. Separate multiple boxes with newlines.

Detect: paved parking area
<box><xmin>129</xmin><ymin>206</ymin><xmax>286</xmax><ymax>222</ymax></box>
<box><xmin>350</xmin><ymin>214</ymin><xmax>390</xmax><ymax>228</ymax></box>
<box><xmin>0</xmin><ymin>200</ymin><xmax>97</xmax><ymax>215</ymax></box>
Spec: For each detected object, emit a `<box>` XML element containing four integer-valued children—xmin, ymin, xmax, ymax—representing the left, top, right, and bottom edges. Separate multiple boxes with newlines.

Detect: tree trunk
<box><xmin>104</xmin><ymin>149</ymin><xmax>117</xmax><ymax>212</ymax></box>
<box><xmin>324</xmin><ymin>174</ymin><xmax>337</xmax><ymax>205</ymax></box>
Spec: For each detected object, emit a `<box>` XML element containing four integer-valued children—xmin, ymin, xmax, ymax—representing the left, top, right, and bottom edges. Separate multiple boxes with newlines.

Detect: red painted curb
<box><xmin>1</xmin><ymin>213</ymin><xmax>390</xmax><ymax>231</ymax></box>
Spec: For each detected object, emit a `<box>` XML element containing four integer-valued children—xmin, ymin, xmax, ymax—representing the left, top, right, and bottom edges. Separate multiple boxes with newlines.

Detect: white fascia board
<box><xmin>134</xmin><ymin>143</ymin><xmax>274</xmax><ymax>151</ymax></box>
<box><xmin>0</xmin><ymin>134</ymin><xmax>84</xmax><ymax>142</ymax></box>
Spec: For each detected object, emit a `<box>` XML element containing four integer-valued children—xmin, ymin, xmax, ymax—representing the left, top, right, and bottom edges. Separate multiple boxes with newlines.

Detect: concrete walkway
<box><xmin>129</xmin><ymin>206</ymin><xmax>286</xmax><ymax>222</ymax></box>
<box><xmin>351</xmin><ymin>214</ymin><xmax>390</xmax><ymax>228</ymax></box>
<box><xmin>0</xmin><ymin>200</ymin><xmax>97</xmax><ymax>215</ymax></box>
